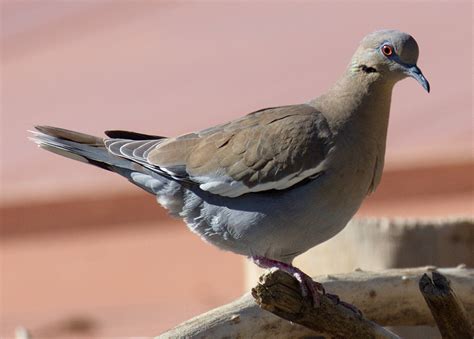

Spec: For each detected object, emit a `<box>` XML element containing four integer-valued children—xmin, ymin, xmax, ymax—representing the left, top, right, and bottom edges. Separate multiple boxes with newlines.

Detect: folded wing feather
<box><xmin>105</xmin><ymin>104</ymin><xmax>334</xmax><ymax>197</ymax></box>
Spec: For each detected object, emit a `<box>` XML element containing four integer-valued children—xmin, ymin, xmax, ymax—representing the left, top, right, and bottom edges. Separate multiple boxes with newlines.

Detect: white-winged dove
<box><xmin>30</xmin><ymin>30</ymin><xmax>429</xmax><ymax>306</ymax></box>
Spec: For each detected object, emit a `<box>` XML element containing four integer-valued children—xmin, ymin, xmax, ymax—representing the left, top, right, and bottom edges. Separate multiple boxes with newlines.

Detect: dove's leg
<box><xmin>251</xmin><ymin>256</ymin><xmax>363</xmax><ymax>315</ymax></box>
<box><xmin>251</xmin><ymin>256</ymin><xmax>325</xmax><ymax>306</ymax></box>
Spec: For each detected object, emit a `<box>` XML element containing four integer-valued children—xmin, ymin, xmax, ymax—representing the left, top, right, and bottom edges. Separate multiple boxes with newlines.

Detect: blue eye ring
<box><xmin>381</xmin><ymin>44</ymin><xmax>394</xmax><ymax>57</ymax></box>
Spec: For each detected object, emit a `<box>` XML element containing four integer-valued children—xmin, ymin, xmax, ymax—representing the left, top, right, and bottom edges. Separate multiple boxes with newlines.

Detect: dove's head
<box><xmin>351</xmin><ymin>30</ymin><xmax>430</xmax><ymax>92</ymax></box>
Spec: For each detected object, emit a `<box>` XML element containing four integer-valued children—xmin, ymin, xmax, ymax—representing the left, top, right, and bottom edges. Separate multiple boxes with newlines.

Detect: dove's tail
<box><xmin>30</xmin><ymin>125</ymin><xmax>186</xmax><ymax>214</ymax></box>
<box><xmin>29</xmin><ymin>125</ymin><xmax>130</xmax><ymax>172</ymax></box>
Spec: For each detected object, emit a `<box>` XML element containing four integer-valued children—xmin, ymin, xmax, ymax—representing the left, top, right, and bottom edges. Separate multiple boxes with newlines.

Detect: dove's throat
<box><xmin>309</xmin><ymin>70</ymin><xmax>395</xmax><ymax>144</ymax></box>
<box><xmin>309</xmin><ymin>71</ymin><xmax>396</xmax><ymax>192</ymax></box>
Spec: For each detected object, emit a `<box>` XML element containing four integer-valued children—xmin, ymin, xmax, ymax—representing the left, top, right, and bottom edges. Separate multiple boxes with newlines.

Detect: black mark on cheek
<box><xmin>361</xmin><ymin>65</ymin><xmax>377</xmax><ymax>73</ymax></box>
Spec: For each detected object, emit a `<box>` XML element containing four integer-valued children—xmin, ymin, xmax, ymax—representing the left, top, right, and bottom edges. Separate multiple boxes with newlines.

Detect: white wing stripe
<box><xmin>193</xmin><ymin>163</ymin><xmax>325</xmax><ymax>197</ymax></box>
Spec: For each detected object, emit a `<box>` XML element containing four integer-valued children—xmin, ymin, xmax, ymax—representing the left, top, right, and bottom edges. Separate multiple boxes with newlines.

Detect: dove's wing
<box><xmin>106</xmin><ymin>104</ymin><xmax>334</xmax><ymax>197</ymax></box>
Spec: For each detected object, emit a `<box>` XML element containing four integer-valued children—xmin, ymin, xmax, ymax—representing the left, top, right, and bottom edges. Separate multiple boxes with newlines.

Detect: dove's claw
<box><xmin>326</xmin><ymin>293</ymin><xmax>363</xmax><ymax>316</ymax></box>
<box><xmin>252</xmin><ymin>256</ymin><xmax>324</xmax><ymax>307</ymax></box>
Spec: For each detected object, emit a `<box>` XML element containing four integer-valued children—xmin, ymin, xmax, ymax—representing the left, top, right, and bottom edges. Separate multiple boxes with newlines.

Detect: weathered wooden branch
<box><xmin>419</xmin><ymin>271</ymin><xmax>474</xmax><ymax>339</ymax></box>
<box><xmin>157</xmin><ymin>266</ymin><xmax>474</xmax><ymax>338</ymax></box>
<box><xmin>252</xmin><ymin>268</ymin><xmax>400</xmax><ymax>338</ymax></box>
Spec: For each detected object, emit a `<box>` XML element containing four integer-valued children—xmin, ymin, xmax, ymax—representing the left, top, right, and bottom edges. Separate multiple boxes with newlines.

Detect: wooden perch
<box><xmin>157</xmin><ymin>266</ymin><xmax>474</xmax><ymax>338</ymax></box>
<box><xmin>252</xmin><ymin>268</ymin><xmax>399</xmax><ymax>338</ymax></box>
<box><xmin>419</xmin><ymin>271</ymin><xmax>474</xmax><ymax>339</ymax></box>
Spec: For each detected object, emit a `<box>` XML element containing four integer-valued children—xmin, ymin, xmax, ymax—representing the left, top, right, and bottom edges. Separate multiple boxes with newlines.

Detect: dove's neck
<box><xmin>310</xmin><ymin>69</ymin><xmax>395</xmax><ymax>144</ymax></box>
<box><xmin>309</xmin><ymin>69</ymin><xmax>397</xmax><ymax>192</ymax></box>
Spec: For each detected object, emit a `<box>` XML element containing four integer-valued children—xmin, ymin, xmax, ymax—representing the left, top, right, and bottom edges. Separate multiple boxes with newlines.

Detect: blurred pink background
<box><xmin>1</xmin><ymin>1</ymin><xmax>472</xmax><ymax>337</ymax></box>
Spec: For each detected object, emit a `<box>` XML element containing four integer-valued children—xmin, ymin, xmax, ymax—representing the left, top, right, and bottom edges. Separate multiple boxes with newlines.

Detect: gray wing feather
<box><xmin>99</xmin><ymin>104</ymin><xmax>333</xmax><ymax>198</ymax></box>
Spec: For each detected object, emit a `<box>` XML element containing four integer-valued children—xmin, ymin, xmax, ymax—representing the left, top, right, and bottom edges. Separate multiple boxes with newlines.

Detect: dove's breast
<box><xmin>173</xmin><ymin>152</ymin><xmax>375</xmax><ymax>264</ymax></box>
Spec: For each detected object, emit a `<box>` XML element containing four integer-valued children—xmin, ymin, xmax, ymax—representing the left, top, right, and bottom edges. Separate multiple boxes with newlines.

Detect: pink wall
<box><xmin>2</xmin><ymin>1</ymin><xmax>472</xmax><ymax>204</ymax></box>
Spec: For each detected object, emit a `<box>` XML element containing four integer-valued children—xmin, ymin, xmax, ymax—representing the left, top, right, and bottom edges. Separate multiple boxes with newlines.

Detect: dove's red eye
<box><xmin>381</xmin><ymin>45</ymin><xmax>393</xmax><ymax>56</ymax></box>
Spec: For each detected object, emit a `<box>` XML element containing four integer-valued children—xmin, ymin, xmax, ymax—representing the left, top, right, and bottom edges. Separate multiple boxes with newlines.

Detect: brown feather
<box><xmin>146</xmin><ymin>104</ymin><xmax>333</xmax><ymax>194</ymax></box>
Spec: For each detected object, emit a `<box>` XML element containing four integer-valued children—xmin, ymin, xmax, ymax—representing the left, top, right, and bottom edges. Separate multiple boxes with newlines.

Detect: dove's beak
<box><xmin>406</xmin><ymin>65</ymin><xmax>430</xmax><ymax>93</ymax></box>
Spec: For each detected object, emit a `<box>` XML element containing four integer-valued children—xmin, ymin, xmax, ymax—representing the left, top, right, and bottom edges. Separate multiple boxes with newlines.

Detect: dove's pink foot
<box><xmin>251</xmin><ymin>256</ymin><xmax>325</xmax><ymax>306</ymax></box>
